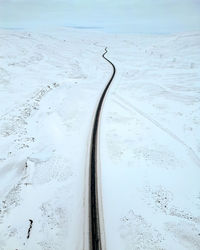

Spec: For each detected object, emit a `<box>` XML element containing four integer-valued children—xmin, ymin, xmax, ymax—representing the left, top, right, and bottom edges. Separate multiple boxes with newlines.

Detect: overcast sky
<box><xmin>0</xmin><ymin>0</ymin><xmax>200</xmax><ymax>33</ymax></box>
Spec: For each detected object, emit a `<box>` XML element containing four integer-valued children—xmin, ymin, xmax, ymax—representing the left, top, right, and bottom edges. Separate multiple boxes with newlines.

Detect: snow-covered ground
<box><xmin>0</xmin><ymin>28</ymin><xmax>199</xmax><ymax>250</ymax></box>
<box><xmin>0</xmin><ymin>28</ymin><xmax>111</xmax><ymax>249</ymax></box>
<box><xmin>100</xmin><ymin>33</ymin><xmax>200</xmax><ymax>249</ymax></box>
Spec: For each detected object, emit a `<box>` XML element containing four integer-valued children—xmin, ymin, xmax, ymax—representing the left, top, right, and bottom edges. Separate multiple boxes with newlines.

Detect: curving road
<box><xmin>89</xmin><ymin>47</ymin><xmax>116</xmax><ymax>250</ymax></box>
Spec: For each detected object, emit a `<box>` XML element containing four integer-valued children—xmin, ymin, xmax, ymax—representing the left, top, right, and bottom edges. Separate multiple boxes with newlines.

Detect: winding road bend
<box><xmin>89</xmin><ymin>47</ymin><xmax>116</xmax><ymax>250</ymax></box>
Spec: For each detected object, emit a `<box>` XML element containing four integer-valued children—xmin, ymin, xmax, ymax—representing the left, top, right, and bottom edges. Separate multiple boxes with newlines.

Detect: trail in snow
<box><xmin>113</xmin><ymin>94</ymin><xmax>200</xmax><ymax>168</ymax></box>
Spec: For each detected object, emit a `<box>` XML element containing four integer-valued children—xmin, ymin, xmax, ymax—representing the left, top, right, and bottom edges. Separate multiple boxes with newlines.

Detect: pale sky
<box><xmin>0</xmin><ymin>0</ymin><xmax>200</xmax><ymax>33</ymax></box>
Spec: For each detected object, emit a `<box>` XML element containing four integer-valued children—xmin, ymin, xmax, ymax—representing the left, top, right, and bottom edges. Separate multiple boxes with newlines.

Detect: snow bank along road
<box><xmin>100</xmin><ymin>33</ymin><xmax>200</xmax><ymax>250</ymax></box>
<box><xmin>89</xmin><ymin>47</ymin><xmax>116</xmax><ymax>250</ymax></box>
<box><xmin>0</xmin><ymin>28</ymin><xmax>112</xmax><ymax>250</ymax></box>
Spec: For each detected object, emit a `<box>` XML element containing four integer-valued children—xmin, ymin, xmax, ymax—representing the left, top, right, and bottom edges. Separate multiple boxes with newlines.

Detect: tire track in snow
<box><xmin>113</xmin><ymin>94</ymin><xmax>200</xmax><ymax>168</ymax></box>
<box><xmin>89</xmin><ymin>47</ymin><xmax>115</xmax><ymax>250</ymax></box>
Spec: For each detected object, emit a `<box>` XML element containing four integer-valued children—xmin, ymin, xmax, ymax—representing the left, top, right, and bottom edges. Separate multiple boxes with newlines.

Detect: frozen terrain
<box><xmin>100</xmin><ymin>33</ymin><xmax>200</xmax><ymax>249</ymax></box>
<box><xmin>0</xmin><ymin>28</ymin><xmax>200</xmax><ymax>250</ymax></box>
<box><xmin>0</xmin><ymin>28</ymin><xmax>112</xmax><ymax>249</ymax></box>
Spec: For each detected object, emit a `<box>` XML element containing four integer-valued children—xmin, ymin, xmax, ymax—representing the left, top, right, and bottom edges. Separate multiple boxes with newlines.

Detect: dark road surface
<box><xmin>89</xmin><ymin>47</ymin><xmax>116</xmax><ymax>250</ymax></box>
